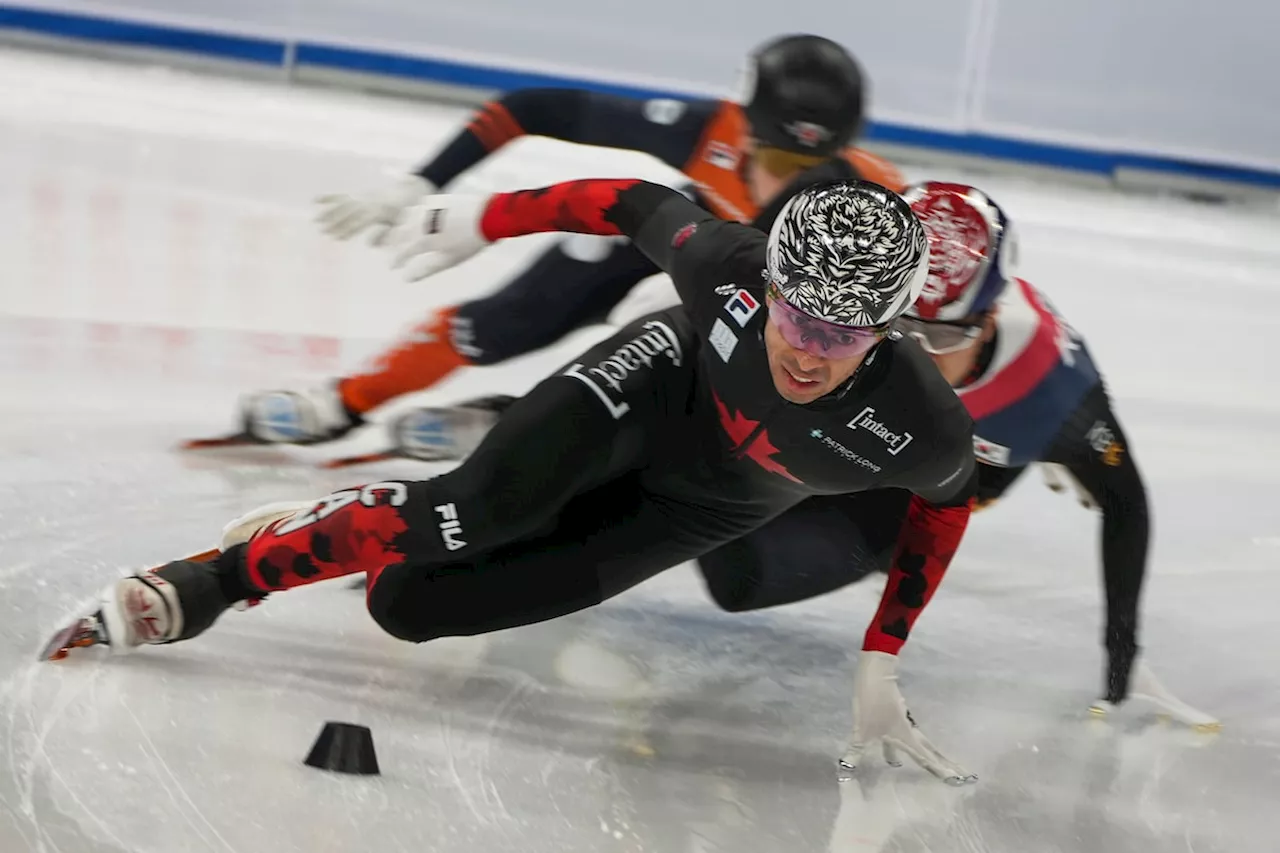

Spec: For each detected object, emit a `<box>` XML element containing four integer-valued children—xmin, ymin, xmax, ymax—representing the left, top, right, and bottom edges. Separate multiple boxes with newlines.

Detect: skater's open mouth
<box><xmin>784</xmin><ymin>366</ymin><xmax>820</xmax><ymax>385</ymax></box>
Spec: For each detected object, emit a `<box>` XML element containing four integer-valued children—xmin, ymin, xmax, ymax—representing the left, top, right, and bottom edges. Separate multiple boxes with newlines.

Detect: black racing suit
<box><xmin>415</xmin><ymin>89</ymin><xmax>902</xmax><ymax>362</ymax></box>
<box><xmin>223</xmin><ymin>180</ymin><xmax>975</xmax><ymax>657</ymax></box>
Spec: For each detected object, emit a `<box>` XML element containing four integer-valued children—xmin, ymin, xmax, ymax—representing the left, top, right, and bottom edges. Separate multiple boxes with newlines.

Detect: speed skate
<box><xmin>38</xmin><ymin>549</ymin><xmax>222</xmax><ymax>661</ymax></box>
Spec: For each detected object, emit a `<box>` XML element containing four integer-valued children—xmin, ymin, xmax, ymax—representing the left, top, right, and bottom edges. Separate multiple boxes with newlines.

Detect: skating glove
<box><xmin>838</xmin><ymin>651</ymin><xmax>977</xmax><ymax>785</ymax></box>
<box><xmin>383</xmin><ymin>194</ymin><xmax>492</xmax><ymax>282</ymax></box>
<box><xmin>1089</xmin><ymin>657</ymin><xmax>1221</xmax><ymax>730</ymax></box>
<box><xmin>315</xmin><ymin>174</ymin><xmax>436</xmax><ymax>245</ymax></box>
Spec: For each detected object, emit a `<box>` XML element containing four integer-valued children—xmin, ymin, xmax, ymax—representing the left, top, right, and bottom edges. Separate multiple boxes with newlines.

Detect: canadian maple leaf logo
<box><xmin>712</xmin><ymin>391</ymin><xmax>801</xmax><ymax>483</ymax></box>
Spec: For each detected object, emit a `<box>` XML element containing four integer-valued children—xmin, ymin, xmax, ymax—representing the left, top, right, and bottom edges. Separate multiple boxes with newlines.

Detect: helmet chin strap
<box><xmin>834</xmin><ymin>339</ymin><xmax>883</xmax><ymax>400</ymax></box>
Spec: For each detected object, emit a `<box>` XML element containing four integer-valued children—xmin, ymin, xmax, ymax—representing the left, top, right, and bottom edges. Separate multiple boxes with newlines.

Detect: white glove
<box><xmin>839</xmin><ymin>651</ymin><xmax>977</xmax><ymax>785</ymax></box>
<box><xmin>1039</xmin><ymin>462</ymin><xmax>1098</xmax><ymax>510</ymax></box>
<box><xmin>315</xmin><ymin>174</ymin><xmax>436</xmax><ymax>245</ymax></box>
<box><xmin>1089</xmin><ymin>660</ymin><xmax>1221</xmax><ymax>731</ymax></box>
<box><xmin>383</xmin><ymin>194</ymin><xmax>492</xmax><ymax>282</ymax></box>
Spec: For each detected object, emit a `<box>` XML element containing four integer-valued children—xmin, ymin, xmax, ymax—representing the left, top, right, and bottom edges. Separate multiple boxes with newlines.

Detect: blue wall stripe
<box><xmin>3</xmin><ymin>4</ymin><xmax>1280</xmax><ymax>189</ymax></box>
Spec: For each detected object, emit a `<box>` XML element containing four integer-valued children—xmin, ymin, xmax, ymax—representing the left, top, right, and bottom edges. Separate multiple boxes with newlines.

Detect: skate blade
<box><xmin>175</xmin><ymin>434</ymin><xmax>304</xmax><ymax>469</ymax></box>
<box><xmin>40</xmin><ymin>549</ymin><xmax>221</xmax><ymax>662</ymax></box>
<box><xmin>320</xmin><ymin>451</ymin><xmax>401</xmax><ymax>470</ymax></box>
<box><xmin>39</xmin><ymin>617</ymin><xmax>104</xmax><ymax>662</ymax></box>
<box><xmin>177</xmin><ymin>432</ymin><xmax>261</xmax><ymax>450</ymax></box>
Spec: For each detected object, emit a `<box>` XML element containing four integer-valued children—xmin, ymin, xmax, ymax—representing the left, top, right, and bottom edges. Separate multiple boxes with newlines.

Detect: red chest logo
<box><xmin>712</xmin><ymin>391</ymin><xmax>801</xmax><ymax>483</ymax></box>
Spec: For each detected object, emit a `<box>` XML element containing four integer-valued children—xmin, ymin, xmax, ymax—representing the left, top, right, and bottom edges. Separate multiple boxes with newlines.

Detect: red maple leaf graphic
<box><xmin>713</xmin><ymin>392</ymin><xmax>801</xmax><ymax>483</ymax></box>
<box><xmin>326</xmin><ymin>503</ymin><xmax>409</xmax><ymax>567</ymax></box>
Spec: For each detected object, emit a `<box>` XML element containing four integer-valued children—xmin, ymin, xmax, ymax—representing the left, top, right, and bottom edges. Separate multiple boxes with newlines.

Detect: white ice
<box><xmin>1</xmin><ymin>47</ymin><xmax>1278</xmax><ymax>853</ymax></box>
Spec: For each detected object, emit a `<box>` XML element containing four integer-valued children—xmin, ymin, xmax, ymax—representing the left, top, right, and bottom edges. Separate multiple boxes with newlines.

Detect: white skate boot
<box><xmin>39</xmin><ymin>501</ymin><xmax>316</xmax><ymax>661</ymax></box>
<box><xmin>240</xmin><ymin>386</ymin><xmax>357</xmax><ymax>445</ymax></box>
<box><xmin>322</xmin><ymin>395</ymin><xmax>514</xmax><ymax>469</ymax></box>
<box><xmin>392</xmin><ymin>397</ymin><xmax>511</xmax><ymax>461</ymax></box>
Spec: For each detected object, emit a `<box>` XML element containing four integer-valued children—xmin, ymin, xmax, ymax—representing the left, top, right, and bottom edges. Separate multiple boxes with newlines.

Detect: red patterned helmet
<box><xmin>901</xmin><ymin>182</ymin><xmax>1017</xmax><ymax>322</ymax></box>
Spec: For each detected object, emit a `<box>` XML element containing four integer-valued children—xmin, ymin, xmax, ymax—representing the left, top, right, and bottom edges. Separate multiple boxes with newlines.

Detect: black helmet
<box><xmin>740</xmin><ymin>34</ymin><xmax>865</xmax><ymax>157</ymax></box>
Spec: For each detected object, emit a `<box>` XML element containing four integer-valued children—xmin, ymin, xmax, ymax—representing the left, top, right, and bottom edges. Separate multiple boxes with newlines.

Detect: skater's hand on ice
<box><xmin>315</xmin><ymin>174</ymin><xmax>435</xmax><ymax>245</ymax></box>
<box><xmin>1089</xmin><ymin>658</ymin><xmax>1221</xmax><ymax>731</ymax></box>
<box><xmin>384</xmin><ymin>194</ymin><xmax>491</xmax><ymax>282</ymax></box>
<box><xmin>838</xmin><ymin>651</ymin><xmax>977</xmax><ymax>786</ymax></box>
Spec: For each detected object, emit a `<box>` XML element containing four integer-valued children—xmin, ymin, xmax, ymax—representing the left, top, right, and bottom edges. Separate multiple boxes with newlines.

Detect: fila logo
<box><xmin>435</xmin><ymin>503</ymin><xmax>466</xmax><ymax>551</ymax></box>
<box><xmin>723</xmin><ymin>289</ymin><xmax>760</xmax><ymax>327</ymax></box>
<box><xmin>848</xmin><ymin>406</ymin><xmax>914</xmax><ymax>456</ymax></box>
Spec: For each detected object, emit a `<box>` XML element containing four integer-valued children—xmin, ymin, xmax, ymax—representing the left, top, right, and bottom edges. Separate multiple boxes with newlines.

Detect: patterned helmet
<box><xmin>765</xmin><ymin>180</ymin><xmax>929</xmax><ymax>327</ymax></box>
<box><xmin>901</xmin><ymin>182</ymin><xmax>1017</xmax><ymax>322</ymax></box>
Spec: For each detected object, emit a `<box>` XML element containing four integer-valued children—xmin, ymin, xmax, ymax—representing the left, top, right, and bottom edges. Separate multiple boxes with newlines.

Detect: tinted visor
<box><xmin>895</xmin><ymin>316</ymin><xmax>983</xmax><ymax>355</ymax></box>
<box><xmin>766</xmin><ymin>288</ymin><xmax>888</xmax><ymax>359</ymax></box>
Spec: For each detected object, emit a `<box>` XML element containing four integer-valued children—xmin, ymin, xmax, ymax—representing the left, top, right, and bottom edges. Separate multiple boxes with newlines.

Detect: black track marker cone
<box><xmin>304</xmin><ymin>722</ymin><xmax>380</xmax><ymax>775</ymax></box>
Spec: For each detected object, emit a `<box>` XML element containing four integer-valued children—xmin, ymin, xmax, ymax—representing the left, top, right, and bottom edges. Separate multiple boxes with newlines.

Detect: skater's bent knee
<box><xmin>365</xmin><ymin>566</ymin><xmax>444</xmax><ymax>643</ymax></box>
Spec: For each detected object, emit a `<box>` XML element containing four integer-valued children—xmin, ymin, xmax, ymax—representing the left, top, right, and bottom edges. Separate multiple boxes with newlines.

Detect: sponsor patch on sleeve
<box><xmin>973</xmin><ymin>436</ymin><xmax>1011</xmax><ymax>466</ymax></box>
<box><xmin>723</xmin><ymin>289</ymin><xmax>760</xmax><ymax>327</ymax></box>
<box><xmin>709</xmin><ymin>318</ymin><xmax>739</xmax><ymax>363</ymax></box>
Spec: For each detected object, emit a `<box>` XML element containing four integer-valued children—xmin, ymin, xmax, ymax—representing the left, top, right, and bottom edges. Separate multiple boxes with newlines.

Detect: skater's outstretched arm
<box><xmin>316</xmin><ymin>92</ymin><xmax>717</xmax><ymax>243</ymax></box>
<box><xmin>863</xmin><ymin>442</ymin><xmax>977</xmax><ymax>655</ymax></box>
<box><xmin>384</xmin><ymin>177</ymin><xmax>765</xmax><ymax>292</ymax></box>
<box><xmin>1040</xmin><ymin>384</ymin><xmax>1150</xmax><ymax>704</ymax></box>
<box><xmin>416</xmin><ymin>90</ymin><xmax>720</xmax><ymax>188</ymax></box>
<box><xmin>839</xmin><ymin>444</ymin><xmax>980</xmax><ymax>787</ymax></box>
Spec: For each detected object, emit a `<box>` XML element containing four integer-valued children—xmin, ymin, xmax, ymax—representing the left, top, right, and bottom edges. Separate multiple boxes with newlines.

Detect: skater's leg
<box><xmin>101</xmin><ymin>310</ymin><xmax>698</xmax><ymax>655</ymax></box>
<box><xmin>365</xmin><ymin>474</ymin><xmax>747</xmax><ymax>642</ymax></box>
<box><xmin>336</xmin><ymin>305</ymin><xmax>471</xmax><ymax>416</ymax></box>
<box><xmin>699</xmin><ymin>490</ymin><xmax>913</xmax><ymax>613</ymax></box>
<box><xmin>235</xmin><ymin>371</ymin><xmax>651</xmax><ymax>598</ymax></box>
<box><xmin>235</xmin><ymin>236</ymin><xmax>656</xmax><ymax>445</ymax></box>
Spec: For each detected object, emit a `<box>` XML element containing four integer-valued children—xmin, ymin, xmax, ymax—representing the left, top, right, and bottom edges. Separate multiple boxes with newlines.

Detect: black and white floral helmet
<box><xmin>765</xmin><ymin>180</ymin><xmax>929</xmax><ymax>327</ymax></box>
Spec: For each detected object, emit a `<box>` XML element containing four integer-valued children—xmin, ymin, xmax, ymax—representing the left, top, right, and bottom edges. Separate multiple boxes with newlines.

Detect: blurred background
<box><xmin>1</xmin><ymin>4</ymin><xmax>1278</xmax><ymax>853</ymax></box>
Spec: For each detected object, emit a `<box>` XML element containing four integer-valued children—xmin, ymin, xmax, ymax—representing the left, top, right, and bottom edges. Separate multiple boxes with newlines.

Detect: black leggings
<box><xmin>363</xmin><ymin>308</ymin><xmax>774</xmax><ymax>642</ymax></box>
<box><xmin>697</xmin><ymin>490</ymin><xmax>911</xmax><ymax>613</ymax></box>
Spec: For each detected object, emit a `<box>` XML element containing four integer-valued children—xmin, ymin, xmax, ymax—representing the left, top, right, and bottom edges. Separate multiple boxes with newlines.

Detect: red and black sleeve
<box><xmin>864</xmin><ymin>493</ymin><xmax>974</xmax><ymax>654</ymax></box>
<box><xmin>417</xmin><ymin>89</ymin><xmax>718</xmax><ymax>188</ymax></box>
<box><xmin>480</xmin><ymin>178</ymin><xmax>718</xmax><ymax>260</ymax></box>
<box><xmin>863</xmin><ymin>430</ymin><xmax>978</xmax><ymax>654</ymax></box>
<box><xmin>478</xmin><ymin>178</ymin><xmax>765</xmax><ymax>325</ymax></box>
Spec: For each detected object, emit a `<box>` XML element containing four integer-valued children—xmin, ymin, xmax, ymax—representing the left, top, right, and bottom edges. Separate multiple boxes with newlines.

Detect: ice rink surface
<box><xmin>1</xmin><ymin>48</ymin><xmax>1278</xmax><ymax>853</ymax></box>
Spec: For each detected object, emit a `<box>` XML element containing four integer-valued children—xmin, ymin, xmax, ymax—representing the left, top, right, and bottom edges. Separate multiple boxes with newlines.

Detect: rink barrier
<box><xmin>3</xmin><ymin>4</ymin><xmax>1280</xmax><ymax>194</ymax></box>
